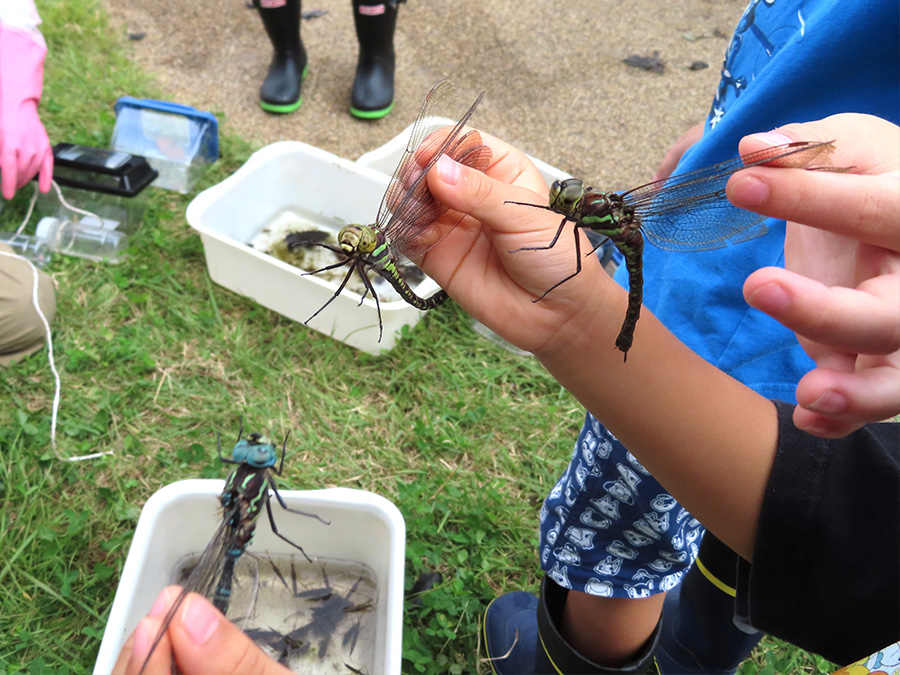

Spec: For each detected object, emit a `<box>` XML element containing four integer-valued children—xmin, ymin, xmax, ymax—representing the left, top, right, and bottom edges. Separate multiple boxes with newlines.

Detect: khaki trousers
<box><xmin>0</xmin><ymin>242</ymin><xmax>57</xmax><ymax>366</ymax></box>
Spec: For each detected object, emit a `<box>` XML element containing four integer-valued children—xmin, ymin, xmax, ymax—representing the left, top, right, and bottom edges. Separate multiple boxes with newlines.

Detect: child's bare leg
<box><xmin>562</xmin><ymin>591</ymin><xmax>665</xmax><ymax>666</ymax></box>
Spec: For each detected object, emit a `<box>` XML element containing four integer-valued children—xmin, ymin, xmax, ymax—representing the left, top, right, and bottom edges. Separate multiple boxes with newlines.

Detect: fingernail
<box><xmin>148</xmin><ymin>588</ymin><xmax>171</xmax><ymax>618</ymax></box>
<box><xmin>748</xmin><ymin>281</ymin><xmax>790</xmax><ymax>313</ymax></box>
<box><xmin>437</xmin><ymin>154</ymin><xmax>460</xmax><ymax>186</ymax></box>
<box><xmin>729</xmin><ymin>174</ymin><xmax>769</xmax><ymax>207</ymax></box>
<box><xmin>806</xmin><ymin>389</ymin><xmax>848</xmax><ymax>415</ymax></box>
<box><xmin>182</xmin><ymin>595</ymin><xmax>219</xmax><ymax>646</ymax></box>
<box><xmin>749</xmin><ymin>130</ymin><xmax>793</xmax><ymax>146</ymax></box>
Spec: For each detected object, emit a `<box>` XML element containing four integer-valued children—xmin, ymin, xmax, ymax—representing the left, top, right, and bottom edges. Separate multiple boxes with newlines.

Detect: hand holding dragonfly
<box><xmin>736</xmin><ymin>113</ymin><xmax>900</xmax><ymax>438</ymax></box>
<box><xmin>420</xmin><ymin>131</ymin><xmax>622</xmax><ymax>359</ymax></box>
<box><xmin>114</xmin><ymin>587</ymin><xmax>293</xmax><ymax>675</ymax></box>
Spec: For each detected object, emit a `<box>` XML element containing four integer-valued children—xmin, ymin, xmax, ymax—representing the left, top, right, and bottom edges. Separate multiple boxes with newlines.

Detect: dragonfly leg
<box><xmin>268</xmin><ymin>477</ymin><xmax>332</xmax><ymax>526</ymax></box>
<box><xmin>532</xmin><ymin>225</ymin><xmax>586</xmax><ymax>302</ymax></box>
<box><xmin>305</xmin><ymin>265</ymin><xmax>357</xmax><ymax>324</ymax></box>
<box><xmin>357</xmin><ymin>270</ymin><xmax>384</xmax><ymax>342</ymax></box>
<box><xmin>275</xmin><ymin>432</ymin><xmax>291</xmax><ymax>475</ymax></box>
<box><xmin>264</xmin><ymin>493</ymin><xmax>315</xmax><ymax>563</ymax></box>
<box><xmin>303</xmin><ymin>257</ymin><xmax>353</xmax><ymax>277</ymax></box>
<box><xmin>509</xmin><ymin>216</ymin><xmax>570</xmax><ymax>253</ymax></box>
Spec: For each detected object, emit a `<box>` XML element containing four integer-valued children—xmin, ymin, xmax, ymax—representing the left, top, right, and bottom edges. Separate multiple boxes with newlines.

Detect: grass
<box><xmin>0</xmin><ymin>1</ymin><xmax>838</xmax><ymax>674</ymax></box>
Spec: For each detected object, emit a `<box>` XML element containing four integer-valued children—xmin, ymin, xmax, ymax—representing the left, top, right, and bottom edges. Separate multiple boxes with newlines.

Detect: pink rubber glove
<box><xmin>0</xmin><ymin>25</ymin><xmax>53</xmax><ymax>200</ymax></box>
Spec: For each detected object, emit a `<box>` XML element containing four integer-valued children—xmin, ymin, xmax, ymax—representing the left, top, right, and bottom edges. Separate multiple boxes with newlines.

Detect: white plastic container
<box><xmin>186</xmin><ymin>141</ymin><xmax>443</xmax><ymax>354</ymax></box>
<box><xmin>356</xmin><ymin>120</ymin><xmax>572</xmax><ymax>188</ymax></box>
<box><xmin>93</xmin><ymin>482</ymin><xmax>405</xmax><ymax>675</ymax></box>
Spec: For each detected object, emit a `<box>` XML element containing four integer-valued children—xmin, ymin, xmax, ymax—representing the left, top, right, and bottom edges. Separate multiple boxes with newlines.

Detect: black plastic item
<box><xmin>50</xmin><ymin>143</ymin><xmax>159</xmax><ymax>197</ymax></box>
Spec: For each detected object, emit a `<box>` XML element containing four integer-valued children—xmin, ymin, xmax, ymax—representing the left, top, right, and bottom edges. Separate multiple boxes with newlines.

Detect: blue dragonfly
<box><xmin>137</xmin><ymin>421</ymin><xmax>329</xmax><ymax>674</ymax></box>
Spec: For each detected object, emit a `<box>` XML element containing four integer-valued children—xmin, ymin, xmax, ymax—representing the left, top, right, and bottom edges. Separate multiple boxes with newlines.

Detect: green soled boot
<box><xmin>254</xmin><ymin>0</ymin><xmax>307</xmax><ymax>113</ymax></box>
<box><xmin>484</xmin><ymin>577</ymin><xmax>662</xmax><ymax>674</ymax></box>
<box><xmin>349</xmin><ymin>0</ymin><xmax>399</xmax><ymax>119</ymax></box>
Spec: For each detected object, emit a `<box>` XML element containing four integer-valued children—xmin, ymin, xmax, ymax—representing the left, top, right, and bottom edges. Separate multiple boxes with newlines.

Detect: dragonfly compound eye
<box><xmin>550</xmin><ymin>178</ymin><xmax>585</xmax><ymax>215</ymax></box>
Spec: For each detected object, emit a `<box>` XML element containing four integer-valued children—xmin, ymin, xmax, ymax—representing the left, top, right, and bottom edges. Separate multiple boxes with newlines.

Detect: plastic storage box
<box><xmin>92</xmin><ymin>482</ymin><xmax>405</xmax><ymax>674</ymax></box>
<box><xmin>37</xmin><ymin>143</ymin><xmax>158</xmax><ymax>235</ymax></box>
<box><xmin>186</xmin><ymin>141</ymin><xmax>444</xmax><ymax>354</ymax></box>
<box><xmin>111</xmin><ymin>98</ymin><xmax>219</xmax><ymax>193</ymax></box>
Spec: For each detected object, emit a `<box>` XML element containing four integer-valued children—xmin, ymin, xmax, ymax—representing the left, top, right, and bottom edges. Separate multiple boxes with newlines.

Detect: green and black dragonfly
<box><xmin>509</xmin><ymin>140</ymin><xmax>838</xmax><ymax>359</ymax></box>
<box><xmin>301</xmin><ymin>79</ymin><xmax>492</xmax><ymax>341</ymax></box>
<box><xmin>138</xmin><ymin>422</ymin><xmax>329</xmax><ymax>675</ymax></box>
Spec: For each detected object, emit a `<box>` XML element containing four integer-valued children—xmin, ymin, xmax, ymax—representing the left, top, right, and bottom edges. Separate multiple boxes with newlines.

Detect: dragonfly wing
<box><xmin>375</xmin><ymin>80</ymin><xmax>460</xmax><ymax>228</ymax></box>
<box><xmin>376</xmin><ymin>81</ymin><xmax>489</xmax><ymax>260</ymax></box>
<box><xmin>638</xmin><ymin>198</ymin><xmax>769</xmax><ymax>252</ymax></box>
<box><xmin>627</xmin><ymin>141</ymin><xmax>834</xmax><ymax>252</ymax></box>
<box><xmin>137</xmin><ymin>511</ymin><xmax>236</xmax><ymax>674</ymax></box>
<box><xmin>386</xmin><ymin>130</ymin><xmax>492</xmax><ymax>260</ymax></box>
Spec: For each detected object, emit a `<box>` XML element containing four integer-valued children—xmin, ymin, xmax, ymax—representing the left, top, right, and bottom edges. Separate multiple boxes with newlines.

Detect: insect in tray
<box><xmin>137</xmin><ymin>421</ymin><xmax>329</xmax><ymax>674</ymax></box>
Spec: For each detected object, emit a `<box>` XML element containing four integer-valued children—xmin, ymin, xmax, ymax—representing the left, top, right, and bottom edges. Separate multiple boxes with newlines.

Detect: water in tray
<box><xmin>174</xmin><ymin>554</ymin><xmax>378</xmax><ymax>674</ymax></box>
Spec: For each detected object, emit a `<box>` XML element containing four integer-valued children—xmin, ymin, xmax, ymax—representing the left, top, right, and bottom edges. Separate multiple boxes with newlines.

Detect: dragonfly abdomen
<box><xmin>376</xmin><ymin>258</ymin><xmax>448</xmax><ymax>310</ymax></box>
<box><xmin>614</xmin><ymin>225</ymin><xmax>645</xmax><ymax>359</ymax></box>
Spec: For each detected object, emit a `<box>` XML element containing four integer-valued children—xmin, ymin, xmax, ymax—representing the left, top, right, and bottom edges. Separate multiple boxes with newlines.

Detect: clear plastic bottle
<box><xmin>35</xmin><ymin>217</ymin><xmax>128</xmax><ymax>264</ymax></box>
<box><xmin>0</xmin><ymin>232</ymin><xmax>53</xmax><ymax>267</ymax></box>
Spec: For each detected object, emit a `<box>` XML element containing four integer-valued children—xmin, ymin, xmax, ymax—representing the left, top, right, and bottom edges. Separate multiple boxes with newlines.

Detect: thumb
<box><xmin>427</xmin><ymin>154</ymin><xmax>553</xmax><ymax>242</ymax></box>
<box><xmin>166</xmin><ymin>593</ymin><xmax>293</xmax><ymax>675</ymax></box>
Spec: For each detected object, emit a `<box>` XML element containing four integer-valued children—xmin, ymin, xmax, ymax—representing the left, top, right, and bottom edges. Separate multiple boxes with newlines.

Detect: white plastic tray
<box><xmin>93</xmin><ymin>482</ymin><xmax>405</xmax><ymax>674</ymax></box>
<box><xmin>186</xmin><ymin>141</ymin><xmax>441</xmax><ymax>354</ymax></box>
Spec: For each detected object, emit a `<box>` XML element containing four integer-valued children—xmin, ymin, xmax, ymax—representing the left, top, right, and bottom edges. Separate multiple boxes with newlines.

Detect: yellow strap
<box><xmin>695</xmin><ymin>556</ymin><xmax>737</xmax><ymax>597</ymax></box>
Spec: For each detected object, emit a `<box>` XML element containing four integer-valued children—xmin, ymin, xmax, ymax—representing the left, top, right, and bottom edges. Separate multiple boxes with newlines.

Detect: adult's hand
<box><xmin>113</xmin><ymin>587</ymin><xmax>294</xmax><ymax>675</ymax></box>
<box><xmin>732</xmin><ymin>113</ymin><xmax>900</xmax><ymax>437</ymax></box>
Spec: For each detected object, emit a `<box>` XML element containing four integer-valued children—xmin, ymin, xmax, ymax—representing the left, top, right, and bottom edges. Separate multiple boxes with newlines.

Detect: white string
<box><xmin>14</xmin><ymin>180</ymin><xmax>106</xmax><ymax>235</ymax></box>
<box><xmin>0</xmin><ymin>242</ymin><xmax>113</xmax><ymax>463</ymax></box>
<box><xmin>49</xmin><ymin>180</ymin><xmax>105</xmax><ymax>225</ymax></box>
<box><xmin>4</xmin><ymin>180</ymin><xmax>113</xmax><ymax>461</ymax></box>
<box><xmin>13</xmin><ymin>183</ymin><xmax>39</xmax><ymax>235</ymax></box>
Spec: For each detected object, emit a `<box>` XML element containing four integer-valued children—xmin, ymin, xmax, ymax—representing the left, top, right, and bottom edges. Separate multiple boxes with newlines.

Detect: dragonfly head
<box><xmin>549</xmin><ymin>179</ymin><xmax>585</xmax><ymax>216</ymax></box>
<box><xmin>338</xmin><ymin>225</ymin><xmax>379</xmax><ymax>256</ymax></box>
<box><xmin>232</xmin><ymin>433</ymin><xmax>277</xmax><ymax>467</ymax></box>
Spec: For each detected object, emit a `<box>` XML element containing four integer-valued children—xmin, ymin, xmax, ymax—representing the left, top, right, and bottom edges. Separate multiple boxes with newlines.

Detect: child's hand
<box><xmin>733</xmin><ymin>113</ymin><xmax>900</xmax><ymax>437</ymax></box>
<box><xmin>422</xmin><ymin>131</ymin><xmax>622</xmax><ymax>358</ymax></box>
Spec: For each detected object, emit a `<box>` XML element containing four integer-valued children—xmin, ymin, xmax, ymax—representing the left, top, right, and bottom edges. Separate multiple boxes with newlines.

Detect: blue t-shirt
<box><xmin>614</xmin><ymin>0</ymin><xmax>900</xmax><ymax>401</ymax></box>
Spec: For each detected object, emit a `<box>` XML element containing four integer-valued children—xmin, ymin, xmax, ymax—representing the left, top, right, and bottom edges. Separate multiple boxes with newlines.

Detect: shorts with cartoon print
<box><xmin>539</xmin><ymin>412</ymin><xmax>705</xmax><ymax>599</ymax></box>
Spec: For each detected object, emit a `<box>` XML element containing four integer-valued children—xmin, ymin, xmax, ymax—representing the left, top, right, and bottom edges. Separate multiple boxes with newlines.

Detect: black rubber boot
<box><xmin>254</xmin><ymin>0</ymin><xmax>307</xmax><ymax>114</ymax></box>
<box><xmin>655</xmin><ymin>533</ymin><xmax>764</xmax><ymax>674</ymax></box>
<box><xmin>484</xmin><ymin>577</ymin><xmax>662</xmax><ymax>674</ymax></box>
<box><xmin>349</xmin><ymin>0</ymin><xmax>399</xmax><ymax>119</ymax></box>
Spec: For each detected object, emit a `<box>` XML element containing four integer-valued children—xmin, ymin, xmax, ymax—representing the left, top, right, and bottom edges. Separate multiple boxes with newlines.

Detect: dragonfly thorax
<box><xmin>337</xmin><ymin>225</ymin><xmax>380</xmax><ymax>256</ymax></box>
<box><xmin>549</xmin><ymin>178</ymin><xmax>587</xmax><ymax>217</ymax></box>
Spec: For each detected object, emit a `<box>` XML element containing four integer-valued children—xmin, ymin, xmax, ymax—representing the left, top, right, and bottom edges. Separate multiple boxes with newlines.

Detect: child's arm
<box><xmin>422</xmin><ymin>113</ymin><xmax>899</xmax><ymax>561</ymax></box>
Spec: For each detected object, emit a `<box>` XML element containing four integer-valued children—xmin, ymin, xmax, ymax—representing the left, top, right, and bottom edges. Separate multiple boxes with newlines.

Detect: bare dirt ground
<box><xmin>103</xmin><ymin>0</ymin><xmax>745</xmax><ymax>189</ymax></box>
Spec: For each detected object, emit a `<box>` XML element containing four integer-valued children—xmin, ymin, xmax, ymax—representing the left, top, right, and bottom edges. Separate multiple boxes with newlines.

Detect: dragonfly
<box><xmin>138</xmin><ymin>421</ymin><xmax>330</xmax><ymax>674</ymax></box>
<box><xmin>508</xmin><ymin>140</ymin><xmax>840</xmax><ymax>360</ymax></box>
<box><xmin>301</xmin><ymin>79</ymin><xmax>492</xmax><ymax>341</ymax></box>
